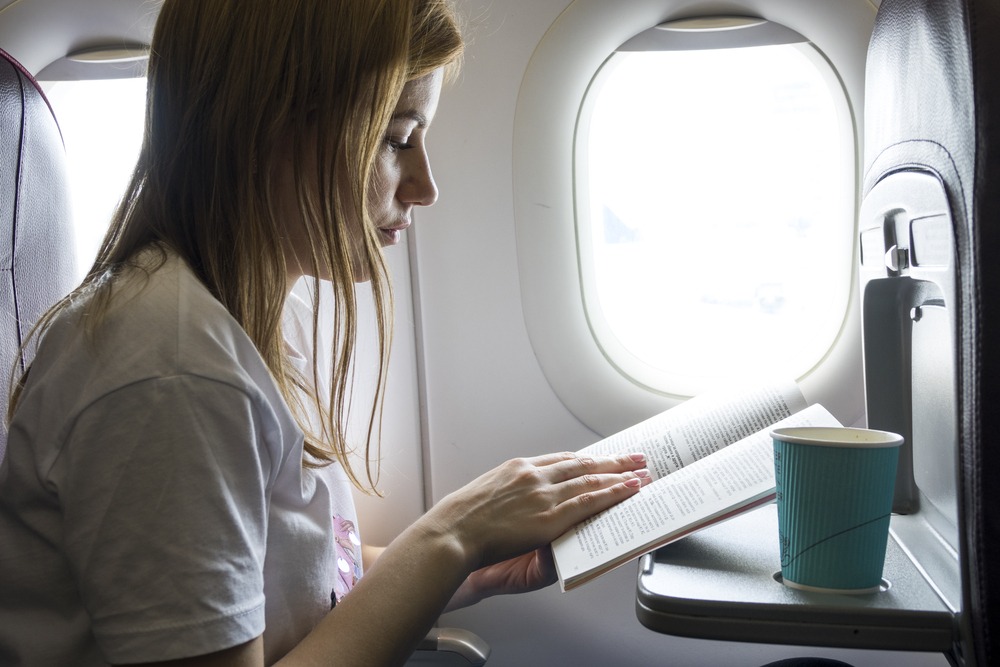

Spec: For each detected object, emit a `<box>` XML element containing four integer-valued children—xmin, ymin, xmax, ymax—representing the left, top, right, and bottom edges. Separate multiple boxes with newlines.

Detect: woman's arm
<box><xmin>361</xmin><ymin>544</ymin><xmax>386</xmax><ymax>571</ymax></box>
<box><xmin>280</xmin><ymin>451</ymin><xmax>648</xmax><ymax>666</ymax></box>
<box><xmin>121</xmin><ymin>451</ymin><xmax>647</xmax><ymax>667</ymax></box>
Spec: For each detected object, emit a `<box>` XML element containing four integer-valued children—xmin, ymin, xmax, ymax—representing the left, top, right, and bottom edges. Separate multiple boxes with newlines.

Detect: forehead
<box><xmin>393</xmin><ymin>69</ymin><xmax>444</xmax><ymax>121</ymax></box>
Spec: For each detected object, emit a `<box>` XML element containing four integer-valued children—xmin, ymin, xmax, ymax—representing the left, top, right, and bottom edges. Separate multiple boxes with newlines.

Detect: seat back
<box><xmin>859</xmin><ymin>0</ymin><xmax>1000</xmax><ymax>664</ymax></box>
<box><xmin>0</xmin><ymin>48</ymin><xmax>76</xmax><ymax>461</ymax></box>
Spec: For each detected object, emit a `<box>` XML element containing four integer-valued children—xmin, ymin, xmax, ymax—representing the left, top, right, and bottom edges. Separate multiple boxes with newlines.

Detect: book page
<box><xmin>579</xmin><ymin>381</ymin><xmax>805</xmax><ymax>481</ymax></box>
<box><xmin>554</xmin><ymin>402</ymin><xmax>840</xmax><ymax>590</ymax></box>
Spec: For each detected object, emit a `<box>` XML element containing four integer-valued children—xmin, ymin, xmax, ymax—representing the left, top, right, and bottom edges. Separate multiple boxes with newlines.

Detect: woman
<box><xmin>0</xmin><ymin>1</ymin><xmax>649</xmax><ymax>665</ymax></box>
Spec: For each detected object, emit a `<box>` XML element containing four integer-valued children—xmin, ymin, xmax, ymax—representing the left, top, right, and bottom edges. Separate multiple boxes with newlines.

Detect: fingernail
<box><xmin>635</xmin><ymin>468</ymin><xmax>650</xmax><ymax>478</ymax></box>
<box><xmin>624</xmin><ymin>477</ymin><xmax>642</xmax><ymax>488</ymax></box>
<box><xmin>629</xmin><ymin>453</ymin><xmax>646</xmax><ymax>464</ymax></box>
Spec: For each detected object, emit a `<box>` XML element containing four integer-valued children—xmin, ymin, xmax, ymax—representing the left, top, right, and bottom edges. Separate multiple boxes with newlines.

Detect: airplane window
<box><xmin>42</xmin><ymin>78</ymin><xmax>147</xmax><ymax>279</ymax></box>
<box><xmin>575</xmin><ymin>26</ymin><xmax>855</xmax><ymax>394</ymax></box>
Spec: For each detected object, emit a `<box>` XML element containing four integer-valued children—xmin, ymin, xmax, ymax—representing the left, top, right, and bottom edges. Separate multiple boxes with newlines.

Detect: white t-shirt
<box><xmin>0</xmin><ymin>249</ymin><xmax>362</xmax><ymax>665</ymax></box>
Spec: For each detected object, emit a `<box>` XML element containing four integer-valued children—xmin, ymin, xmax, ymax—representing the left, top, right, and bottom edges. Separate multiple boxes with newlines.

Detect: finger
<box><xmin>539</xmin><ymin>451</ymin><xmax>648</xmax><ymax>484</ymax></box>
<box><xmin>527</xmin><ymin>451</ymin><xmax>581</xmax><ymax>467</ymax></box>
<box><xmin>553</xmin><ymin>476</ymin><xmax>645</xmax><ymax>528</ymax></box>
<box><xmin>552</xmin><ymin>468</ymin><xmax>650</xmax><ymax>505</ymax></box>
<box><xmin>530</xmin><ymin>546</ymin><xmax>557</xmax><ymax>590</ymax></box>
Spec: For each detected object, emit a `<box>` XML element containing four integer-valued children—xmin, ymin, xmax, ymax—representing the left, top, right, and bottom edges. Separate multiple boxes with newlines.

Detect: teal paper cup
<box><xmin>770</xmin><ymin>426</ymin><xmax>902</xmax><ymax>594</ymax></box>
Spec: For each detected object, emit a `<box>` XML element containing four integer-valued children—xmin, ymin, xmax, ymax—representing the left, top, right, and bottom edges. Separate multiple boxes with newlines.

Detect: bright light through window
<box><xmin>42</xmin><ymin>78</ymin><xmax>147</xmax><ymax>280</ymax></box>
<box><xmin>577</xmin><ymin>42</ymin><xmax>854</xmax><ymax>393</ymax></box>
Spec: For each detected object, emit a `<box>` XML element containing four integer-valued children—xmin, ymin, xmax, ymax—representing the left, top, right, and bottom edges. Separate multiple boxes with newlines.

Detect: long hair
<box><xmin>9</xmin><ymin>0</ymin><xmax>463</xmax><ymax>492</ymax></box>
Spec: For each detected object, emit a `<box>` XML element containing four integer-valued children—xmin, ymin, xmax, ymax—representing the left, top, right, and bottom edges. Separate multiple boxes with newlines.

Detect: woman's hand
<box><xmin>443</xmin><ymin>546</ymin><xmax>555</xmax><ymax>612</ymax></box>
<box><xmin>423</xmin><ymin>451</ymin><xmax>650</xmax><ymax>578</ymax></box>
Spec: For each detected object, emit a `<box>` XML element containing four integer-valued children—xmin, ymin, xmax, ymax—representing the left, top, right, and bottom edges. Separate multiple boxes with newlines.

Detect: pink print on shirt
<box><xmin>332</xmin><ymin>515</ymin><xmax>362</xmax><ymax>606</ymax></box>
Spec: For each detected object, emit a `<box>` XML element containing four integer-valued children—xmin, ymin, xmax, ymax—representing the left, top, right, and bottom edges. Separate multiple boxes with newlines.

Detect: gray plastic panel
<box><xmin>636</xmin><ymin>506</ymin><xmax>954</xmax><ymax>651</ymax></box>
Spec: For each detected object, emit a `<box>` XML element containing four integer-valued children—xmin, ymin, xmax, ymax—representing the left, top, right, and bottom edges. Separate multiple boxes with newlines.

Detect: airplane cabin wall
<box><xmin>388</xmin><ymin>0</ymin><xmax>951</xmax><ymax>664</ymax></box>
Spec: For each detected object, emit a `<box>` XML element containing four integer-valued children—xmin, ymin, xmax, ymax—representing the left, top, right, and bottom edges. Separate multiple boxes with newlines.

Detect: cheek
<box><xmin>368</xmin><ymin>160</ymin><xmax>398</xmax><ymax>208</ymax></box>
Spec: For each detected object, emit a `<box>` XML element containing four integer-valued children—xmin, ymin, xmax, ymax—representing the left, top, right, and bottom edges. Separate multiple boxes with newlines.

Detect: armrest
<box><xmin>410</xmin><ymin>627</ymin><xmax>490</xmax><ymax>665</ymax></box>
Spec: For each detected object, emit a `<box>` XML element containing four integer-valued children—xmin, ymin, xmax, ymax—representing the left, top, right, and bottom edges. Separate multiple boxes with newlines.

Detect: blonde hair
<box><xmin>9</xmin><ymin>0</ymin><xmax>463</xmax><ymax>492</ymax></box>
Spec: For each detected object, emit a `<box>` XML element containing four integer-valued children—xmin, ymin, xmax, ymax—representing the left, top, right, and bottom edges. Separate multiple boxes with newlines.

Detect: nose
<box><xmin>399</xmin><ymin>151</ymin><xmax>439</xmax><ymax>207</ymax></box>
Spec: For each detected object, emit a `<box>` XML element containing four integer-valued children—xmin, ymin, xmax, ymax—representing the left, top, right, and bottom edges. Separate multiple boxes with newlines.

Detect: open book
<box><xmin>552</xmin><ymin>381</ymin><xmax>842</xmax><ymax>591</ymax></box>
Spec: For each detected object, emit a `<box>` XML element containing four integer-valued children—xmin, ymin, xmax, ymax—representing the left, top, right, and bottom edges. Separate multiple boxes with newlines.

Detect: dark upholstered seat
<box><xmin>0</xmin><ymin>48</ymin><xmax>76</xmax><ymax>461</ymax></box>
<box><xmin>861</xmin><ymin>0</ymin><xmax>1000</xmax><ymax>663</ymax></box>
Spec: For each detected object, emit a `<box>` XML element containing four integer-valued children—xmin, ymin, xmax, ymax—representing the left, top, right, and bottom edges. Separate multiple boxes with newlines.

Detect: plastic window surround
<box><xmin>512</xmin><ymin>0</ymin><xmax>874</xmax><ymax>436</ymax></box>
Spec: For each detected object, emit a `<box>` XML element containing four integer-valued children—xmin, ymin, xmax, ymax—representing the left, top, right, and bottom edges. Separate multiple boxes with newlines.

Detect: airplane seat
<box><xmin>859</xmin><ymin>0</ymin><xmax>1000</xmax><ymax>663</ymax></box>
<box><xmin>0</xmin><ymin>47</ymin><xmax>76</xmax><ymax>463</ymax></box>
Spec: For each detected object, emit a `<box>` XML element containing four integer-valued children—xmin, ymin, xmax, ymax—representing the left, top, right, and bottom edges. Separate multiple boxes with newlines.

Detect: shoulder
<box><xmin>24</xmin><ymin>249</ymin><xmax>289</xmax><ymax>428</ymax></box>
<box><xmin>49</xmin><ymin>250</ymin><xmax>265</xmax><ymax>385</ymax></box>
<box><xmin>108</xmin><ymin>249</ymin><xmax>252</xmax><ymax>368</ymax></box>
<box><xmin>12</xmin><ymin>249</ymin><xmax>302</xmax><ymax>479</ymax></box>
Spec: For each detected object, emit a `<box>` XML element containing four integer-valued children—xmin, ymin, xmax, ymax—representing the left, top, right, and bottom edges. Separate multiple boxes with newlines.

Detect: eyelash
<box><xmin>386</xmin><ymin>137</ymin><xmax>413</xmax><ymax>152</ymax></box>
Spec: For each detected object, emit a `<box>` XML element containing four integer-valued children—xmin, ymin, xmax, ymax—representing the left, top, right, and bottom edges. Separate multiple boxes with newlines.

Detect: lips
<box><xmin>378</xmin><ymin>219</ymin><xmax>411</xmax><ymax>246</ymax></box>
<box><xmin>379</xmin><ymin>228</ymin><xmax>401</xmax><ymax>246</ymax></box>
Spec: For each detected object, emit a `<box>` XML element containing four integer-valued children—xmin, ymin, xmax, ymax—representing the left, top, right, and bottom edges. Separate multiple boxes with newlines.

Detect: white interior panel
<box><xmin>407</xmin><ymin>0</ymin><xmax>945</xmax><ymax>664</ymax></box>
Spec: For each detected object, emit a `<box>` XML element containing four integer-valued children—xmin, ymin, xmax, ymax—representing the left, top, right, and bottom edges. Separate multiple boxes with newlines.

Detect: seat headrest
<box><xmin>0</xmin><ymin>48</ymin><xmax>77</xmax><ymax>460</ymax></box>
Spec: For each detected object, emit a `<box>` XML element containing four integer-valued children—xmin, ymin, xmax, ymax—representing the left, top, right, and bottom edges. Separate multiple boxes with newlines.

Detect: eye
<box><xmin>386</xmin><ymin>136</ymin><xmax>413</xmax><ymax>152</ymax></box>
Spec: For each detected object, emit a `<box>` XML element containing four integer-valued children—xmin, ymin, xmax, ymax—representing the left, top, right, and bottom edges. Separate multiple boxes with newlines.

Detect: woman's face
<box><xmin>368</xmin><ymin>69</ymin><xmax>443</xmax><ymax>254</ymax></box>
<box><xmin>279</xmin><ymin>69</ymin><xmax>444</xmax><ymax>288</ymax></box>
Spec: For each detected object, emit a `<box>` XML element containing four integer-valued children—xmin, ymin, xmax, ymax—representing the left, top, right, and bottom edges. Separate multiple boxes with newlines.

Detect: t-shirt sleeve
<box><xmin>50</xmin><ymin>374</ymin><xmax>281</xmax><ymax>664</ymax></box>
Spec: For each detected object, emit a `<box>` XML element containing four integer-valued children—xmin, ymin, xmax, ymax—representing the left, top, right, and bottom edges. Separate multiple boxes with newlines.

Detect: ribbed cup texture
<box><xmin>774</xmin><ymin>440</ymin><xmax>899</xmax><ymax>591</ymax></box>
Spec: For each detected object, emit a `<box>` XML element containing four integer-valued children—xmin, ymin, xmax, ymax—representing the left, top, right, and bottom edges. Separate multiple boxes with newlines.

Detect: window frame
<box><xmin>37</xmin><ymin>47</ymin><xmax>150</xmax><ymax>280</ymax></box>
<box><xmin>40</xmin><ymin>75</ymin><xmax>148</xmax><ymax>280</ymax></box>
<box><xmin>512</xmin><ymin>0</ymin><xmax>874</xmax><ymax>436</ymax></box>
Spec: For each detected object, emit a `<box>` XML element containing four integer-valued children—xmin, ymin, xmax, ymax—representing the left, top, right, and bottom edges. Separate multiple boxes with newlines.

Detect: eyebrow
<box><xmin>392</xmin><ymin>109</ymin><xmax>429</xmax><ymax>127</ymax></box>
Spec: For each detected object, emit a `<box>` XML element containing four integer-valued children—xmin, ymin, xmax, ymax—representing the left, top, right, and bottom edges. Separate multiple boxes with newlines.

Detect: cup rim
<box><xmin>769</xmin><ymin>426</ymin><xmax>903</xmax><ymax>448</ymax></box>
